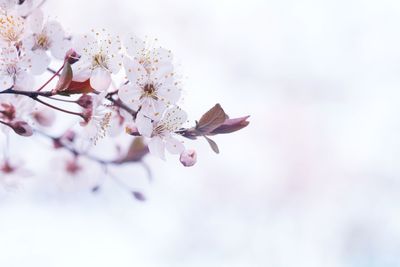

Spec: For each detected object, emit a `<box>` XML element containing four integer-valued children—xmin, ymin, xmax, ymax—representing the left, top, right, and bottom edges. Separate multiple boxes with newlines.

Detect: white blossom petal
<box><xmin>90</xmin><ymin>67</ymin><xmax>111</xmax><ymax>91</ymax></box>
<box><xmin>165</xmin><ymin>135</ymin><xmax>184</xmax><ymax>154</ymax></box>
<box><xmin>0</xmin><ymin>75</ymin><xmax>13</xmax><ymax>90</ymax></box>
<box><xmin>50</xmin><ymin>38</ymin><xmax>71</xmax><ymax>60</ymax></box>
<box><xmin>118</xmin><ymin>84</ymin><xmax>141</xmax><ymax>111</ymax></box>
<box><xmin>44</xmin><ymin>21</ymin><xmax>64</xmax><ymax>42</ymax></box>
<box><xmin>27</xmin><ymin>8</ymin><xmax>43</xmax><ymax>33</ymax></box>
<box><xmin>29</xmin><ymin>50</ymin><xmax>50</xmax><ymax>75</ymax></box>
<box><xmin>135</xmin><ymin>112</ymin><xmax>153</xmax><ymax>137</ymax></box>
<box><xmin>123</xmin><ymin>57</ymin><xmax>146</xmax><ymax>85</ymax></box>
<box><xmin>148</xmin><ymin>136</ymin><xmax>166</xmax><ymax>160</ymax></box>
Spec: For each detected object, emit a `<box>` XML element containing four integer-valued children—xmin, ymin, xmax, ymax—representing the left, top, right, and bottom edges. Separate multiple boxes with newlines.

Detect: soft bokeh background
<box><xmin>1</xmin><ymin>0</ymin><xmax>400</xmax><ymax>266</ymax></box>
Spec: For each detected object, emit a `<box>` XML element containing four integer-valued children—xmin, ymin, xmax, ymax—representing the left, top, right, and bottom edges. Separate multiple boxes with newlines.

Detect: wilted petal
<box><xmin>90</xmin><ymin>67</ymin><xmax>111</xmax><ymax>91</ymax></box>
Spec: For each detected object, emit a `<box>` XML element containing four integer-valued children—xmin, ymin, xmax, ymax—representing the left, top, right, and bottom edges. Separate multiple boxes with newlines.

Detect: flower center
<box><xmin>6</xmin><ymin>64</ymin><xmax>17</xmax><ymax>76</ymax></box>
<box><xmin>0</xmin><ymin>161</ymin><xmax>15</xmax><ymax>174</ymax></box>
<box><xmin>35</xmin><ymin>33</ymin><xmax>50</xmax><ymax>49</ymax></box>
<box><xmin>65</xmin><ymin>160</ymin><xmax>82</xmax><ymax>175</ymax></box>
<box><xmin>0</xmin><ymin>15</ymin><xmax>24</xmax><ymax>43</ymax></box>
<box><xmin>92</xmin><ymin>53</ymin><xmax>108</xmax><ymax>69</ymax></box>
<box><xmin>141</xmin><ymin>83</ymin><xmax>158</xmax><ymax>100</ymax></box>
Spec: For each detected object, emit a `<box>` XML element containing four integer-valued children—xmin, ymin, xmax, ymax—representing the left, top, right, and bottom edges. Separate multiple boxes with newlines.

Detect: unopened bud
<box><xmin>62</xmin><ymin>130</ymin><xmax>76</xmax><ymax>143</ymax></box>
<box><xmin>11</xmin><ymin>121</ymin><xmax>33</xmax><ymax>137</ymax></box>
<box><xmin>77</xmin><ymin>94</ymin><xmax>93</xmax><ymax>109</ymax></box>
<box><xmin>180</xmin><ymin>149</ymin><xmax>197</xmax><ymax>167</ymax></box>
<box><xmin>65</xmin><ymin>49</ymin><xmax>80</xmax><ymax>64</ymax></box>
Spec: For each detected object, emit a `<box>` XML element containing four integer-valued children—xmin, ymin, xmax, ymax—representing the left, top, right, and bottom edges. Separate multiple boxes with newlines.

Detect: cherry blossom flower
<box><xmin>72</xmin><ymin>30</ymin><xmax>123</xmax><ymax>92</ymax></box>
<box><xmin>118</xmin><ymin>57</ymin><xmax>181</xmax><ymax>120</ymax></box>
<box><xmin>0</xmin><ymin>0</ymin><xmax>17</xmax><ymax>11</ymax></box>
<box><xmin>0</xmin><ymin>10</ymin><xmax>25</xmax><ymax>45</ymax></box>
<box><xmin>80</xmin><ymin>92</ymin><xmax>113</xmax><ymax>144</ymax></box>
<box><xmin>0</xmin><ymin>157</ymin><xmax>30</xmax><ymax>190</ymax></box>
<box><xmin>136</xmin><ymin>106</ymin><xmax>187</xmax><ymax>160</ymax></box>
<box><xmin>0</xmin><ymin>94</ymin><xmax>35</xmax><ymax>133</ymax></box>
<box><xmin>118</xmin><ymin>36</ymin><xmax>181</xmax><ymax>120</ymax></box>
<box><xmin>0</xmin><ymin>45</ymin><xmax>34</xmax><ymax>90</ymax></box>
<box><xmin>50</xmin><ymin>152</ymin><xmax>102</xmax><ymax>192</ymax></box>
<box><xmin>23</xmin><ymin>9</ymin><xmax>71</xmax><ymax>74</ymax></box>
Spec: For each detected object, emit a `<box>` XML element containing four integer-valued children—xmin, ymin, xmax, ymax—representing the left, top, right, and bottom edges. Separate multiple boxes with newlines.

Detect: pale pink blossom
<box><xmin>72</xmin><ymin>31</ymin><xmax>123</xmax><ymax>92</ymax></box>
<box><xmin>136</xmin><ymin>106</ymin><xmax>187</xmax><ymax>160</ymax></box>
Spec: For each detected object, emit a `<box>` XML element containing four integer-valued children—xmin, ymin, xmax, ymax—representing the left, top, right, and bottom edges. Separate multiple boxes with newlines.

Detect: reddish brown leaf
<box><xmin>196</xmin><ymin>104</ymin><xmax>228</xmax><ymax>134</ymax></box>
<box><xmin>59</xmin><ymin>79</ymin><xmax>94</xmax><ymax>95</ymax></box>
<box><xmin>117</xmin><ymin>137</ymin><xmax>149</xmax><ymax>163</ymax></box>
<box><xmin>209</xmin><ymin>116</ymin><xmax>250</xmax><ymax>135</ymax></box>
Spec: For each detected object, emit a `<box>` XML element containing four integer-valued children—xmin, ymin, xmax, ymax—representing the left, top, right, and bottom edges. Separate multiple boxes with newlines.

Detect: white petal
<box><xmin>73</xmin><ymin>34</ymin><xmax>98</xmax><ymax>57</ymax></box>
<box><xmin>165</xmin><ymin>135</ymin><xmax>184</xmax><ymax>154</ymax></box>
<box><xmin>14</xmin><ymin>72</ymin><xmax>34</xmax><ymax>91</ymax></box>
<box><xmin>0</xmin><ymin>75</ymin><xmax>13</xmax><ymax>90</ymax></box>
<box><xmin>162</xmin><ymin>106</ymin><xmax>187</xmax><ymax>131</ymax></box>
<box><xmin>135</xmin><ymin>112</ymin><xmax>153</xmax><ymax>137</ymax></box>
<box><xmin>71</xmin><ymin>58</ymin><xmax>92</xmax><ymax>82</ymax></box>
<box><xmin>123</xmin><ymin>35</ymin><xmax>145</xmax><ymax>58</ymax></box>
<box><xmin>107</xmin><ymin>55</ymin><xmax>122</xmax><ymax>74</ymax></box>
<box><xmin>22</xmin><ymin>35</ymin><xmax>35</xmax><ymax>50</ymax></box>
<box><xmin>140</xmin><ymin>97</ymin><xmax>166</xmax><ymax>120</ymax></box>
<box><xmin>123</xmin><ymin>57</ymin><xmax>147</xmax><ymax>85</ymax></box>
<box><xmin>90</xmin><ymin>67</ymin><xmax>111</xmax><ymax>91</ymax></box>
<box><xmin>117</xmin><ymin>84</ymin><xmax>141</xmax><ymax>111</ymax></box>
<box><xmin>0</xmin><ymin>46</ymin><xmax>18</xmax><ymax>62</ymax></box>
<box><xmin>157</xmin><ymin>85</ymin><xmax>181</xmax><ymax>105</ymax></box>
<box><xmin>29</xmin><ymin>50</ymin><xmax>51</xmax><ymax>75</ymax></box>
<box><xmin>44</xmin><ymin>21</ymin><xmax>64</xmax><ymax>42</ymax></box>
<box><xmin>148</xmin><ymin>136</ymin><xmax>166</xmax><ymax>160</ymax></box>
<box><xmin>50</xmin><ymin>39</ymin><xmax>71</xmax><ymax>60</ymax></box>
<box><xmin>27</xmin><ymin>8</ymin><xmax>43</xmax><ymax>33</ymax></box>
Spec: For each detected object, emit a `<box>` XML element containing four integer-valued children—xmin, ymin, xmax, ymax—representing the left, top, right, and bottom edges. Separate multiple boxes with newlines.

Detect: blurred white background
<box><xmin>1</xmin><ymin>0</ymin><xmax>400</xmax><ymax>266</ymax></box>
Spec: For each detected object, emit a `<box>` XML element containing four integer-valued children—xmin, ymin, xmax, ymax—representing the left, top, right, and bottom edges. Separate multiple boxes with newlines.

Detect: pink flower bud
<box><xmin>11</xmin><ymin>121</ymin><xmax>33</xmax><ymax>137</ymax></box>
<box><xmin>65</xmin><ymin>49</ymin><xmax>80</xmax><ymax>64</ymax></box>
<box><xmin>180</xmin><ymin>149</ymin><xmax>197</xmax><ymax>167</ymax></box>
<box><xmin>62</xmin><ymin>130</ymin><xmax>76</xmax><ymax>143</ymax></box>
<box><xmin>77</xmin><ymin>94</ymin><xmax>93</xmax><ymax>109</ymax></box>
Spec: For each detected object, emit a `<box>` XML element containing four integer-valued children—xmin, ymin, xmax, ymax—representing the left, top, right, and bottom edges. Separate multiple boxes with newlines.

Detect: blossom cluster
<box><xmin>0</xmin><ymin>0</ymin><xmax>249</xmax><ymax>196</ymax></box>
